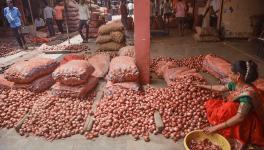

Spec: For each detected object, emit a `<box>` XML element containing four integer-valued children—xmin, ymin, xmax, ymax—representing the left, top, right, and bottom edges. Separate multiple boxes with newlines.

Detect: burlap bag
<box><xmin>96</xmin><ymin>35</ymin><xmax>112</xmax><ymax>44</ymax></box>
<box><xmin>98</xmin><ymin>22</ymin><xmax>124</xmax><ymax>35</ymax></box>
<box><xmin>98</xmin><ymin>42</ymin><xmax>125</xmax><ymax>51</ymax></box>
<box><xmin>110</xmin><ymin>31</ymin><xmax>125</xmax><ymax>43</ymax></box>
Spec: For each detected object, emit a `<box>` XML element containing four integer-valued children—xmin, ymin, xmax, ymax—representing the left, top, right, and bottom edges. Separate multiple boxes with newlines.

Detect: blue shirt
<box><xmin>4</xmin><ymin>7</ymin><xmax>21</xmax><ymax>28</ymax></box>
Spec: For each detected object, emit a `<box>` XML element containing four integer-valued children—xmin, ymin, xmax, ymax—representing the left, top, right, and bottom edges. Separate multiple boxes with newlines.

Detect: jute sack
<box><xmin>98</xmin><ymin>42</ymin><xmax>125</xmax><ymax>51</ymax></box>
<box><xmin>98</xmin><ymin>22</ymin><xmax>124</xmax><ymax>35</ymax></box>
<box><xmin>96</xmin><ymin>35</ymin><xmax>112</xmax><ymax>44</ymax></box>
<box><xmin>110</xmin><ymin>31</ymin><xmax>125</xmax><ymax>43</ymax></box>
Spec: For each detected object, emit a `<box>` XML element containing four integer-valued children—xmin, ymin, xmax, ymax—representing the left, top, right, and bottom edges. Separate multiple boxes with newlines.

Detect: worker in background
<box><xmin>54</xmin><ymin>1</ymin><xmax>64</xmax><ymax>34</ymax></box>
<box><xmin>163</xmin><ymin>0</ymin><xmax>172</xmax><ymax>24</ymax></box>
<box><xmin>196</xmin><ymin>60</ymin><xmax>264</xmax><ymax>148</ymax></box>
<box><xmin>78</xmin><ymin>0</ymin><xmax>90</xmax><ymax>43</ymax></box>
<box><xmin>202</xmin><ymin>0</ymin><xmax>219</xmax><ymax>28</ymax></box>
<box><xmin>120</xmin><ymin>0</ymin><xmax>128</xmax><ymax>30</ymax></box>
<box><xmin>150</xmin><ymin>0</ymin><xmax>155</xmax><ymax>26</ymax></box>
<box><xmin>159</xmin><ymin>1</ymin><xmax>164</xmax><ymax>17</ymax></box>
<box><xmin>127</xmin><ymin>1</ymin><xmax>134</xmax><ymax>16</ymax></box>
<box><xmin>34</xmin><ymin>14</ymin><xmax>45</xmax><ymax>31</ymax></box>
<box><xmin>185</xmin><ymin>2</ymin><xmax>193</xmax><ymax>29</ymax></box>
<box><xmin>174</xmin><ymin>0</ymin><xmax>187</xmax><ymax>36</ymax></box>
<box><xmin>4</xmin><ymin>0</ymin><xmax>27</xmax><ymax>49</ymax></box>
<box><xmin>43</xmin><ymin>3</ymin><xmax>55</xmax><ymax>37</ymax></box>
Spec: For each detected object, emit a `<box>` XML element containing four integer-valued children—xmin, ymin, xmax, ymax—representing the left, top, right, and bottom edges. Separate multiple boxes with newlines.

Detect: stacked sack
<box><xmin>4</xmin><ymin>58</ymin><xmax>59</xmax><ymax>93</ymax></box>
<box><xmin>89</xmin><ymin>12</ymin><xmax>105</xmax><ymax>38</ymax></box>
<box><xmin>52</xmin><ymin>60</ymin><xmax>99</xmax><ymax>98</ymax></box>
<box><xmin>194</xmin><ymin>26</ymin><xmax>220</xmax><ymax>42</ymax></box>
<box><xmin>96</xmin><ymin>21</ymin><xmax>126</xmax><ymax>51</ymax></box>
<box><xmin>202</xmin><ymin>54</ymin><xmax>233</xmax><ymax>83</ymax></box>
<box><xmin>67</xmin><ymin>0</ymin><xmax>79</xmax><ymax>32</ymax></box>
<box><xmin>105</xmin><ymin>56</ymin><xmax>140</xmax><ymax>95</ymax></box>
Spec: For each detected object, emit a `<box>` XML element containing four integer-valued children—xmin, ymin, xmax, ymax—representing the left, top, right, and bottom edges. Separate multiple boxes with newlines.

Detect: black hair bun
<box><xmin>245</xmin><ymin>60</ymin><xmax>258</xmax><ymax>84</ymax></box>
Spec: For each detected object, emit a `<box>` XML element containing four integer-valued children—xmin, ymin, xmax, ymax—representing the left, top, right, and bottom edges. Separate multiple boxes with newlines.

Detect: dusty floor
<box><xmin>0</xmin><ymin>29</ymin><xmax>264</xmax><ymax>150</ymax></box>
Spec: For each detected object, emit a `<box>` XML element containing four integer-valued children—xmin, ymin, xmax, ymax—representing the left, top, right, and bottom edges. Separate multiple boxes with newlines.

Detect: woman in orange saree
<box><xmin>196</xmin><ymin>60</ymin><xmax>264</xmax><ymax>147</ymax></box>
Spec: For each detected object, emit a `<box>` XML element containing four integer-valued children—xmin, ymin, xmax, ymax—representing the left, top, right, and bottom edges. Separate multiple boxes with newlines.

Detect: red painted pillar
<box><xmin>134</xmin><ymin>0</ymin><xmax>150</xmax><ymax>84</ymax></box>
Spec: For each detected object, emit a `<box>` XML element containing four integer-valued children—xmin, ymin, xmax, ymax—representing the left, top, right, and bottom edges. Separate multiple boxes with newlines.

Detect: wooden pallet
<box><xmin>43</xmin><ymin>49</ymin><xmax>84</xmax><ymax>54</ymax></box>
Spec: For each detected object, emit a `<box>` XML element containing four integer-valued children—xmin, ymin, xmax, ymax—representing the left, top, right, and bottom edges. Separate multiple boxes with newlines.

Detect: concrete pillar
<box><xmin>134</xmin><ymin>0</ymin><xmax>150</xmax><ymax>84</ymax></box>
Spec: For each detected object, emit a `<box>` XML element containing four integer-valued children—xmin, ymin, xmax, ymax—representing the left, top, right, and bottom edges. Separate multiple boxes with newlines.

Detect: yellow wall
<box><xmin>222</xmin><ymin>0</ymin><xmax>264</xmax><ymax>38</ymax></box>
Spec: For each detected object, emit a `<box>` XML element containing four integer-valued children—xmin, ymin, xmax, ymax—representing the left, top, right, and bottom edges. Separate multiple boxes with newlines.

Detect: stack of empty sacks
<box><xmin>96</xmin><ymin>21</ymin><xmax>126</xmax><ymax>51</ymax></box>
<box><xmin>156</xmin><ymin>61</ymin><xmax>204</xmax><ymax>85</ymax></box>
<box><xmin>202</xmin><ymin>54</ymin><xmax>233</xmax><ymax>83</ymax></box>
<box><xmin>194</xmin><ymin>26</ymin><xmax>220</xmax><ymax>42</ymax></box>
<box><xmin>51</xmin><ymin>60</ymin><xmax>99</xmax><ymax>98</ymax></box>
<box><xmin>4</xmin><ymin>58</ymin><xmax>58</xmax><ymax>92</ymax></box>
<box><xmin>67</xmin><ymin>0</ymin><xmax>79</xmax><ymax>32</ymax></box>
<box><xmin>89</xmin><ymin>12</ymin><xmax>105</xmax><ymax>38</ymax></box>
<box><xmin>105</xmin><ymin>56</ymin><xmax>140</xmax><ymax>95</ymax></box>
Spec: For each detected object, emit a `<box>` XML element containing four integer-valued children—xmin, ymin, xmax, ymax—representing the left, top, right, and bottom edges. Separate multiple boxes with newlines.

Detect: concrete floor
<box><xmin>1</xmin><ymin>29</ymin><xmax>264</xmax><ymax>150</ymax></box>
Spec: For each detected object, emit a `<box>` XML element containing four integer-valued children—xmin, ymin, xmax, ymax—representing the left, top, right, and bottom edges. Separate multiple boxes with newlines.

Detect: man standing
<box><xmin>120</xmin><ymin>0</ymin><xmax>128</xmax><ymax>29</ymax></box>
<box><xmin>54</xmin><ymin>1</ymin><xmax>64</xmax><ymax>33</ymax></box>
<box><xmin>174</xmin><ymin>0</ymin><xmax>186</xmax><ymax>36</ymax></box>
<box><xmin>4</xmin><ymin>0</ymin><xmax>27</xmax><ymax>49</ymax></box>
<box><xmin>78</xmin><ymin>0</ymin><xmax>90</xmax><ymax>43</ymax></box>
<box><xmin>34</xmin><ymin>15</ymin><xmax>45</xmax><ymax>31</ymax></box>
<box><xmin>43</xmin><ymin>3</ymin><xmax>55</xmax><ymax>37</ymax></box>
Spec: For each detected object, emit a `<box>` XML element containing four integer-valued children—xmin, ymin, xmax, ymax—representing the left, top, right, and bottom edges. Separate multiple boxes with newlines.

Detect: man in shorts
<box><xmin>174</xmin><ymin>0</ymin><xmax>186</xmax><ymax>36</ymax></box>
<box><xmin>78</xmin><ymin>0</ymin><xmax>90</xmax><ymax>43</ymax></box>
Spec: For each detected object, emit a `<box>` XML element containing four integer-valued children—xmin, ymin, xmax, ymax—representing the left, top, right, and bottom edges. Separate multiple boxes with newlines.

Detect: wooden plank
<box><xmin>43</xmin><ymin>49</ymin><xmax>84</xmax><ymax>54</ymax></box>
<box><xmin>154</xmin><ymin>111</ymin><xmax>164</xmax><ymax>134</ymax></box>
<box><xmin>83</xmin><ymin>81</ymin><xmax>106</xmax><ymax>132</ymax></box>
<box><xmin>15</xmin><ymin>111</ymin><xmax>30</xmax><ymax>131</ymax></box>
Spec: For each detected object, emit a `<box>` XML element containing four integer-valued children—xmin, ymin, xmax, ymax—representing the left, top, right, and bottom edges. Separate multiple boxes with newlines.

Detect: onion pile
<box><xmin>86</xmin><ymin>76</ymin><xmax>219</xmax><ymax>142</ymax></box>
<box><xmin>150</xmin><ymin>55</ymin><xmax>206</xmax><ymax>73</ymax></box>
<box><xmin>0</xmin><ymin>41</ymin><xmax>20</xmax><ymax>57</ymax></box>
<box><xmin>189</xmin><ymin>139</ymin><xmax>222</xmax><ymax>150</ymax></box>
<box><xmin>145</xmin><ymin>77</ymin><xmax>220</xmax><ymax>141</ymax></box>
<box><xmin>85</xmin><ymin>89</ymin><xmax>156</xmax><ymax>142</ymax></box>
<box><xmin>19</xmin><ymin>93</ymin><xmax>95</xmax><ymax>140</ymax></box>
<box><xmin>0</xmin><ymin>89</ymin><xmax>44</xmax><ymax>128</ymax></box>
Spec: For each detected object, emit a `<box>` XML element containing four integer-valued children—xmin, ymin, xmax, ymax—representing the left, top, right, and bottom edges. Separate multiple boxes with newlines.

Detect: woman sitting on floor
<box><xmin>195</xmin><ymin>60</ymin><xmax>264</xmax><ymax>148</ymax></box>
